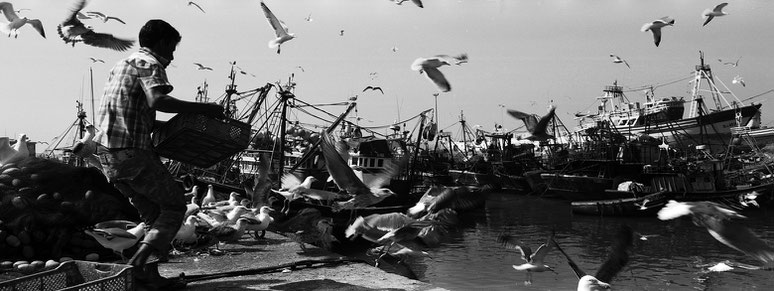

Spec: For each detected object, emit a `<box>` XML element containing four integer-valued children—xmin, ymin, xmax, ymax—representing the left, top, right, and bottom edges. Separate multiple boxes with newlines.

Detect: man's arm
<box><xmin>146</xmin><ymin>87</ymin><xmax>225</xmax><ymax>119</ymax></box>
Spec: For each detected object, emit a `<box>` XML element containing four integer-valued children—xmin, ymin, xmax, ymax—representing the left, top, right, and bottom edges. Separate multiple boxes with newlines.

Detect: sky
<box><xmin>2</xmin><ymin>0</ymin><xmax>773</xmax><ymax>148</ymax></box>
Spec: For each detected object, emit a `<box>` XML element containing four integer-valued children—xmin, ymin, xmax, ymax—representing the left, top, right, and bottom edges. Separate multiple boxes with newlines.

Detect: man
<box><xmin>95</xmin><ymin>19</ymin><xmax>223</xmax><ymax>289</ymax></box>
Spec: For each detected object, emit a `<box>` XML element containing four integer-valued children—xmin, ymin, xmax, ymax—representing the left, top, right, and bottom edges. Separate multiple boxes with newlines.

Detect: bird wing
<box><xmin>623</xmin><ymin>59</ymin><xmax>630</xmax><ymax>68</ymax></box>
<box><xmin>320</xmin><ymin>131</ymin><xmax>370</xmax><ymax>195</ymax></box>
<box><xmin>85</xmin><ymin>11</ymin><xmax>105</xmax><ymax>18</ymax></box>
<box><xmin>714</xmin><ymin>3</ymin><xmax>728</xmax><ymax>12</ymax></box>
<box><xmin>531</xmin><ymin>233</ymin><xmax>556</xmax><ymax>264</ymax></box>
<box><xmin>703</xmin><ymin>217</ymin><xmax>774</xmax><ymax>264</ymax></box>
<box><xmin>423</xmin><ymin>66</ymin><xmax>451</xmax><ymax>92</ymax></box>
<box><xmin>193</xmin><ymin>62</ymin><xmax>203</xmax><ymax>69</ymax></box>
<box><xmin>410</xmin><ymin>58</ymin><xmax>426</xmax><ymax>71</ymax></box>
<box><xmin>410</xmin><ymin>0</ymin><xmax>424</xmax><ymax>8</ymax></box>
<box><xmin>261</xmin><ymin>1</ymin><xmax>288</xmax><ymax>38</ymax></box>
<box><xmin>497</xmin><ymin>233</ymin><xmax>532</xmax><ymax>261</ymax></box>
<box><xmin>0</xmin><ymin>2</ymin><xmax>20</xmax><ymax>22</ymax></box>
<box><xmin>280</xmin><ymin>173</ymin><xmax>302</xmax><ymax>190</ymax></box>
<box><xmin>553</xmin><ymin>238</ymin><xmax>586</xmax><ymax>279</ymax></box>
<box><xmin>702</xmin><ymin>14</ymin><xmax>714</xmax><ymax>26</ymax></box>
<box><xmin>26</xmin><ymin>19</ymin><xmax>45</xmax><ymax>38</ymax></box>
<box><xmin>594</xmin><ymin>224</ymin><xmax>634</xmax><ymax>284</ymax></box>
<box><xmin>81</xmin><ymin>31</ymin><xmax>134</xmax><ymax>51</ymax></box>
<box><xmin>365</xmin><ymin>142</ymin><xmax>409</xmax><ymax>189</ymax></box>
<box><xmin>640</xmin><ymin>22</ymin><xmax>653</xmax><ymax>32</ymax></box>
<box><xmin>532</xmin><ymin>105</ymin><xmax>557</xmax><ymax>136</ymax></box>
<box><xmin>106</xmin><ymin>16</ymin><xmax>126</xmax><ymax>24</ymax></box>
<box><xmin>62</xmin><ymin>0</ymin><xmax>87</xmax><ymax>27</ymax></box>
<box><xmin>506</xmin><ymin>109</ymin><xmax>538</xmax><ymax>133</ymax></box>
<box><xmin>189</xmin><ymin>2</ymin><xmax>206</xmax><ymax>13</ymax></box>
<box><xmin>363</xmin><ymin>212</ymin><xmax>416</xmax><ymax>231</ymax></box>
<box><xmin>650</xmin><ymin>27</ymin><xmax>662</xmax><ymax>47</ymax></box>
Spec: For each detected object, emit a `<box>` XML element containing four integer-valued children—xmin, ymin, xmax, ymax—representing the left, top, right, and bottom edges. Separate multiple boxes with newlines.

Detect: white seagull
<box><xmin>641</xmin><ymin>16</ymin><xmax>675</xmax><ymax>47</ymax></box>
<box><xmin>554</xmin><ymin>225</ymin><xmax>634</xmax><ymax>291</ymax></box>
<box><xmin>497</xmin><ymin>232</ymin><xmax>557</xmax><ymax>284</ymax></box>
<box><xmin>410</xmin><ymin>54</ymin><xmax>468</xmax><ymax>92</ymax></box>
<box><xmin>610</xmin><ymin>54</ymin><xmax>630</xmax><ymax>68</ymax></box>
<box><xmin>260</xmin><ymin>0</ymin><xmax>294</xmax><ymax>54</ymax></box>
<box><xmin>0</xmin><ymin>2</ymin><xmax>45</xmax><ymax>39</ymax></box>
<box><xmin>658</xmin><ymin>200</ymin><xmax>774</xmax><ymax>267</ymax></box>
<box><xmin>392</xmin><ymin>0</ymin><xmax>424</xmax><ymax>8</ymax></box>
<box><xmin>507</xmin><ymin>105</ymin><xmax>557</xmax><ymax>141</ymax></box>
<box><xmin>702</xmin><ymin>3</ymin><xmax>728</xmax><ymax>26</ymax></box>
<box><xmin>57</xmin><ymin>0</ymin><xmax>134</xmax><ymax>51</ymax></box>
<box><xmin>84</xmin><ymin>11</ymin><xmax>125</xmax><ymax>24</ymax></box>
<box><xmin>732</xmin><ymin>75</ymin><xmax>745</xmax><ymax>87</ymax></box>
<box><xmin>88</xmin><ymin>57</ymin><xmax>104</xmax><ymax>63</ymax></box>
<box><xmin>193</xmin><ymin>62</ymin><xmax>213</xmax><ymax>71</ymax></box>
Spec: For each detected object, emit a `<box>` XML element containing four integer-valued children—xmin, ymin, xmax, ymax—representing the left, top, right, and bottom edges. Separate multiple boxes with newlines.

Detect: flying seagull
<box><xmin>89</xmin><ymin>57</ymin><xmax>104</xmax><ymax>63</ymax></box>
<box><xmin>610</xmin><ymin>54</ymin><xmax>630</xmax><ymax>68</ymax></box>
<box><xmin>363</xmin><ymin>86</ymin><xmax>384</xmax><ymax>94</ymax></box>
<box><xmin>393</xmin><ymin>0</ymin><xmax>424</xmax><ymax>8</ymax></box>
<box><xmin>718</xmin><ymin>57</ymin><xmax>740</xmax><ymax>67</ymax></box>
<box><xmin>410</xmin><ymin>54</ymin><xmax>468</xmax><ymax>92</ymax></box>
<box><xmin>391</xmin><ymin>46</ymin><xmax>398</xmax><ymax>53</ymax></box>
<box><xmin>658</xmin><ymin>200</ymin><xmax>774</xmax><ymax>268</ymax></box>
<box><xmin>507</xmin><ymin>105</ymin><xmax>557</xmax><ymax>141</ymax></box>
<box><xmin>57</xmin><ymin>0</ymin><xmax>134</xmax><ymax>51</ymax></box>
<box><xmin>641</xmin><ymin>16</ymin><xmax>675</xmax><ymax>47</ymax></box>
<box><xmin>702</xmin><ymin>3</ymin><xmax>728</xmax><ymax>26</ymax></box>
<box><xmin>304</xmin><ymin>13</ymin><xmax>312</xmax><ymax>22</ymax></box>
<box><xmin>193</xmin><ymin>62</ymin><xmax>213</xmax><ymax>71</ymax></box>
<box><xmin>732</xmin><ymin>75</ymin><xmax>745</xmax><ymax>87</ymax></box>
<box><xmin>84</xmin><ymin>11</ymin><xmax>125</xmax><ymax>24</ymax></box>
<box><xmin>260</xmin><ymin>0</ymin><xmax>294</xmax><ymax>54</ymax></box>
<box><xmin>554</xmin><ymin>225</ymin><xmax>634</xmax><ymax>291</ymax></box>
<box><xmin>339</xmin><ymin>29</ymin><xmax>344</xmax><ymax>36</ymax></box>
<box><xmin>497</xmin><ymin>232</ymin><xmax>557</xmax><ymax>284</ymax></box>
<box><xmin>0</xmin><ymin>2</ymin><xmax>45</xmax><ymax>38</ymax></box>
<box><xmin>188</xmin><ymin>1</ymin><xmax>205</xmax><ymax>13</ymax></box>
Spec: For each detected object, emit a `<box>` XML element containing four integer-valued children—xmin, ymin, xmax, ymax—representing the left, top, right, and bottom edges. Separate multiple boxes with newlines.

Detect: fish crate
<box><xmin>152</xmin><ymin>113</ymin><xmax>251</xmax><ymax>168</ymax></box>
<box><xmin>0</xmin><ymin>260</ymin><xmax>134</xmax><ymax>291</ymax></box>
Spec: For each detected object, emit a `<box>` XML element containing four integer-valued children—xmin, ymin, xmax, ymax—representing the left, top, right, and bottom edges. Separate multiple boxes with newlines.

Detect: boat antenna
<box><xmin>223</xmin><ymin>61</ymin><xmax>238</xmax><ymax>118</ymax></box>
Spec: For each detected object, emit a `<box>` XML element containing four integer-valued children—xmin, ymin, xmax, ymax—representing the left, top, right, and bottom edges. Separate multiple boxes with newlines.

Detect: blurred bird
<box><xmin>658</xmin><ymin>200</ymin><xmax>774</xmax><ymax>267</ymax></box>
<box><xmin>296</xmin><ymin>65</ymin><xmax>305</xmax><ymax>72</ymax></box>
<box><xmin>243</xmin><ymin>153</ymin><xmax>272</xmax><ymax>207</ymax></box>
<box><xmin>187</xmin><ymin>1</ymin><xmax>205</xmax><ymax>13</ymax></box>
<box><xmin>554</xmin><ymin>225</ymin><xmax>634</xmax><ymax>291</ymax></box>
<box><xmin>498</xmin><ymin>232</ymin><xmax>557</xmax><ymax>284</ymax></box>
<box><xmin>507</xmin><ymin>105</ymin><xmax>557</xmax><ymax>141</ymax></box>
<box><xmin>641</xmin><ymin>16</ymin><xmax>675</xmax><ymax>47</ymax></box>
<box><xmin>271</xmin><ymin>175</ymin><xmax>316</xmax><ymax>213</ymax></box>
<box><xmin>0</xmin><ymin>2</ymin><xmax>45</xmax><ymax>38</ymax></box>
<box><xmin>193</xmin><ymin>62</ymin><xmax>213</xmax><ymax>71</ymax></box>
<box><xmin>201</xmin><ymin>184</ymin><xmax>217</xmax><ymax>206</ymax></box>
<box><xmin>739</xmin><ymin>191</ymin><xmax>759</xmax><ymax>208</ymax></box>
<box><xmin>702</xmin><ymin>3</ymin><xmax>728</xmax><ymax>26</ymax></box>
<box><xmin>363</xmin><ymin>86</ymin><xmax>384</xmax><ymax>94</ymax></box>
<box><xmin>210</xmin><ymin>192</ymin><xmax>241</xmax><ymax>207</ymax></box>
<box><xmin>407</xmin><ymin>185</ymin><xmax>488</xmax><ymax>218</ymax></box>
<box><xmin>286</xmin><ymin>218</ymin><xmax>337</xmax><ymax>252</ymax></box>
<box><xmin>392</xmin><ymin>0</ymin><xmax>424</xmax><ymax>8</ymax></box>
<box><xmin>89</xmin><ymin>57</ymin><xmax>104</xmax><ymax>63</ymax></box>
<box><xmin>304</xmin><ymin>13</ymin><xmax>312</xmax><ymax>22</ymax></box>
<box><xmin>57</xmin><ymin>0</ymin><xmax>134</xmax><ymax>51</ymax></box>
<box><xmin>410</xmin><ymin>54</ymin><xmax>467</xmax><ymax>92</ymax></box>
<box><xmin>71</xmin><ymin>125</ymin><xmax>102</xmax><ymax>169</ymax></box>
<box><xmin>718</xmin><ymin>57</ymin><xmax>740</xmax><ymax>67</ymax></box>
<box><xmin>260</xmin><ymin>0</ymin><xmax>294</xmax><ymax>54</ymax></box>
<box><xmin>173</xmin><ymin>216</ymin><xmax>198</xmax><ymax>245</ymax></box>
<box><xmin>610</xmin><ymin>54</ymin><xmax>630</xmax><ymax>68</ymax></box>
<box><xmin>244</xmin><ymin>206</ymin><xmax>274</xmax><ymax>238</ymax></box>
<box><xmin>84</xmin><ymin>222</ymin><xmax>146</xmax><ymax>262</ymax></box>
<box><xmin>339</xmin><ymin>29</ymin><xmax>344</xmax><ymax>36</ymax></box>
<box><xmin>732</xmin><ymin>75</ymin><xmax>745</xmax><ymax>87</ymax></box>
<box><xmin>84</xmin><ymin>11</ymin><xmax>125</xmax><ymax>24</ymax></box>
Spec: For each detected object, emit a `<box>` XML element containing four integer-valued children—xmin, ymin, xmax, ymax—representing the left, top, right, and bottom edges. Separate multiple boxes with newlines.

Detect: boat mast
<box><xmin>222</xmin><ymin>63</ymin><xmax>239</xmax><ymax>119</ymax></box>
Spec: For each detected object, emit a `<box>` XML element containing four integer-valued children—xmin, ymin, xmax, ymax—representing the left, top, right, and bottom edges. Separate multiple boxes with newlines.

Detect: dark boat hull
<box><xmin>571</xmin><ymin>191</ymin><xmax>669</xmax><ymax>216</ymax></box>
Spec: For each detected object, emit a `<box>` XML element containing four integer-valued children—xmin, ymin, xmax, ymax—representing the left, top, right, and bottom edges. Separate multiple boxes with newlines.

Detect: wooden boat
<box><xmin>571</xmin><ymin>190</ymin><xmax>669</xmax><ymax>216</ymax></box>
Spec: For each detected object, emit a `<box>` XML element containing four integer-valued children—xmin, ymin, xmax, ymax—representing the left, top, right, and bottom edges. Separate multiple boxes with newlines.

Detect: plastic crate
<box><xmin>152</xmin><ymin>113</ymin><xmax>251</xmax><ymax>168</ymax></box>
<box><xmin>0</xmin><ymin>260</ymin><xmax>133</xmax><ymax>291</ymax></box>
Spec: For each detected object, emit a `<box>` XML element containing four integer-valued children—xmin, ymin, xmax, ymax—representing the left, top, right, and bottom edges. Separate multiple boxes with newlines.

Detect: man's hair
<box><xmin>139</xmin><ymin>19</ymin><xmax>181</xmax><ymax>48</ymax></box>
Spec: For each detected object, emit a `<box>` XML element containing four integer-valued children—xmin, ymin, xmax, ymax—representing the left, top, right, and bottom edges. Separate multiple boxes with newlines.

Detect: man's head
<box><xmin>139</xmin><ymin>19</ymin><xmax>181</xmax><ymax>62</ymax></box>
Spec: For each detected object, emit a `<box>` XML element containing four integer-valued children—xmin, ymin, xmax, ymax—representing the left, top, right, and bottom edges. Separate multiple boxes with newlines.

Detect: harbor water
<box><xmin>398</xmin><ymin>191</ymin><xmax>774</xmax><ymax>290</ymax></box>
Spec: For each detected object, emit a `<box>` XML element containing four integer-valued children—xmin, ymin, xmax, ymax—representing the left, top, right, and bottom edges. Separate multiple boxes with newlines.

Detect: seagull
<box><xmin>243</xmin><ymin>206</ymin><xmax>274</xmax><ymax>239</ymax></box>
<box><xmin>363</xmin><ymin>86</ymin><xmax>384</xmax><ymax>94</ymax></box>
<box><xmin>610</xmin><ymin>54</ymin><xmax>630</xmax><ymax>68</ymax></box>
<box><xmin>718</xmin><ymin>57</ymin><xmax>740</xmax><ymax>67</ymax></box>
<box><xmin>84</xmin><ymin>222</ymin><xmax>146</xmax><ymax>262</ymax></box>
<box><xmin>641</xmin><ymin>16</ymin><xmax>675</xmax><ymax>47</ymax></box>
<box><xmin>339</xmin><ymin>29</ymin><xmax>344</xmax><ymax>36</ymax></box>
<box><xmin>732</xmin><ymin>75</ymin><xmax>745</xmax><ymax>87</ymax></box>
<box><xmin>497</xmin><ymin>232</ymin><xmax>557</xmax><ymax>284</ymax></box>
<box><xmin>296</xmin><ymin>65</ymin><xmax>305</xmax><ymax>72</ymax></box>
<box><xmin>0</xmin><ymin>2</ymin><xmax>45</xmax><ymax>39</ymax></box>
<box><xmin>393</xmin><ymin>0</ymin><xmax>424</xmax><ymax>8</ymax></box>
<box><xmin>88</xmin><ymin>57</ymin><xmax>104</xmax><ymax>63</ymax></box>
<box><xmin>13</xmin><ymin>8</ymin><xmax>28</xmax><ymax>14</ymax></box>
<box><xmin>739</xmin><ymin>191</ymin><xmax>760</xmax><ymax>208</ymax></box>
<box><xmin>407</xmin><ymin>185</ymin><xmax>489</xmax><ymax>218</ymax></box>
<box><xmin>57</xmin><ymin>0</ymin><xmax>134</xmax><ymax>51</ymax></box>
<box><xmin>193</xmin><ymin>62</ymin><xmax>213</xmax><ymax>71</ymax></box>
<box><xmin>201</xmin><ymin>184</ymin><xmax>217</xmax><ymax>207</ymax></box>
<box><xmin>702</xmin><ymin>3</ymin><xmax>728</xmax><ymax>26</ymax></box>
<box><xmin>187</xmin><ymin>1</ymin><xmax>205</xmax><ymax>13</ymax></box>
<box><xmin>173</xmin><ymin>216</ymin><xmax>198</xmax><ymax>245</ymax></box>
<box><xmin>658</xmin><ymin>200</ymin><xmax>774</xmax><ymax>267</ymax></box>
<box><xmin>304</xmin><ymin>13</ymin><xmax>312</xmax><ymax>22</ymax></box>
<box><xmin>84</xmin><ymin>11</ymin><xmax>125</xmax><ymax>24</ymax></box>
<box><xmin>410</xmin><ymin>54</ymin><xmax>468</xmax><ymax>92</ymax></box>
<box><xmin>507</xmin><ymin>105</ymin><xmax>557</xmax><ymax>141</ymax></box>
<box><xmin>271</xmin><ymin>175</ymin><xmax>317</xmax><ymax>214</ymax></box>
<box><xmin>554</xmin><ymin>225</ymin><xmax>634</xmax><ymax>291</ymax></box>
<box><xmin>260</xmin><ymin>0</ymin><xmax>294</xmax><ymax>54</ymax></box>
<box><xmin>345</xmin><ymin>212</ymin><xmax>432</xmax><ymax>266</ymax></box>
<box><xmin>391</xmin><ymin>46</ymin><xmax>398</xmax><ymax>53</ymax></box>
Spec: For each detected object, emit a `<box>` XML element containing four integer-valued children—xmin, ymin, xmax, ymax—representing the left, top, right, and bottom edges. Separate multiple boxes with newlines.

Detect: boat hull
<box><xmin>571</xmin><ymin>191</ymin><xmax>669</xmax><ymax>216</ymax></box>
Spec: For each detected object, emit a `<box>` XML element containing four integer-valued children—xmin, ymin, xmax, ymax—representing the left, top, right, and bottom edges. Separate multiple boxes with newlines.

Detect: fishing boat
<box><xmin>571</xmin><ymin>190</ymin><xmax>669</xmax><ymax>216</ymax></box>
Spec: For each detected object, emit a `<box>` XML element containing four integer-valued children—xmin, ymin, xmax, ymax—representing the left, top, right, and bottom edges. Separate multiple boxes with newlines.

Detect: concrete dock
<box><xmin>158</xmin><ymin>231</ymin><xmax>447</xmax><ymax>291</ymax></box>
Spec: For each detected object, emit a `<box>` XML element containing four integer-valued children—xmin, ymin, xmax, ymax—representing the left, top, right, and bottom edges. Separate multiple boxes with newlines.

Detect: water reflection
<box><xmin>399</xmin><ymin>191</ymin><xmax>774</xmax><ymax>290</ymax></box>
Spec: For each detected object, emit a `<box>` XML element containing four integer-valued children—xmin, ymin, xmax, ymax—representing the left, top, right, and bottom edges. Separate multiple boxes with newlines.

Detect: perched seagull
<box><xmin>363</xmin><ymin>86</ymin><xmax>384</xmax><ymax>94</ymax></box>
<box><xmin>392</xmin><ymin>0</ymin><xmax>424</xmax><ymax>8</ymax></box>
<box><xmin>641</xmin><ymin>16</ymin><xmax>675</xmax><ymax>47</ymax></box>
<box><xmin>173</xmin><ymin>216</ymin><xmax>198</xmax><ymax>245</ymax></box>
<box><xmin>732</xmin><ymin>75</ymin><xmax>745</xmax><ymax>87</ymax></box>
<box><xmin>57</xmin><ymin>0</ymin><xmax>134</xmax><ymax>51</ymax></box>
<box><xmin>718</xmin><ymin>57</ymin><xmax>740</xmax><ymax>67</ymax></box>
<box><xmin>260</xmin><ymin>0</ymin><xmax>294</xmax><ymax>54</ymax></box>
<box><xmin>658</xmin><ymin>200</ymin><xmax>774</xmax><ymax>267</ymax></box>
<box><xmin>84</xmin><ymin>11</ymin><xmax>125</xmax><ymax>24</ymax></box>
<box><xmin>84</xmin><ymin>222</ymin><xmax>146</xmax><ymax>262</ymax></box>
<box><xmin>88</xmin><ymin>57</ymin><xmax>104</xmax><ymax>63</ymax></box>
<box><xmin>0</xmin><ymin>2</ymin><xmax>45</xmax><ymax>39</ymax></box>
<box><xmin>610</xmin><ymin>54</ymin><xmax>630</xmax><ymax>68</ymax></box>
<box><xmin>410</xmin><ymin>54</ymin><xmax>468</xmax><ymax>92</ymax></box>
<box><xmin>304</xmin><ymin>13</ymin><xmax>312</xmax><ymax>22</ymax></box>
<box><xmin>507</xmin><ymin>105</ymin><xmax>557</xmax><ymax>141</ymax></box>
<box><xmin>554</xmin><ymin>225</ymin><xmax>634</xmax><ymax>291</ymax></box>
<box><xmin>188</xmin><ymin>1</ymin><xmax>205</xmax><ymax>13</ymax></box>
<box><xmin>193</xmin><ymin>62</ymin><xmax>213</xmax><ymax>71</ymax></box>
<box><xmin>201</xmin><ymin>184</ymin><xmax>217</xmax><ymax>207</ymax></box>
<box><xmin>497</xmin><ymin>232</ymin><xmax>557</xmax><ymax>284</ymax></box>
<box><xmin>702</xmin><ymin>3</ymin><xmax>728</xmax><ymax>26</ymax></box>
<box><xmin>244</xmin><ymin>206</ymin><xmax>274</xmax><ymax>238</ymax></box>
